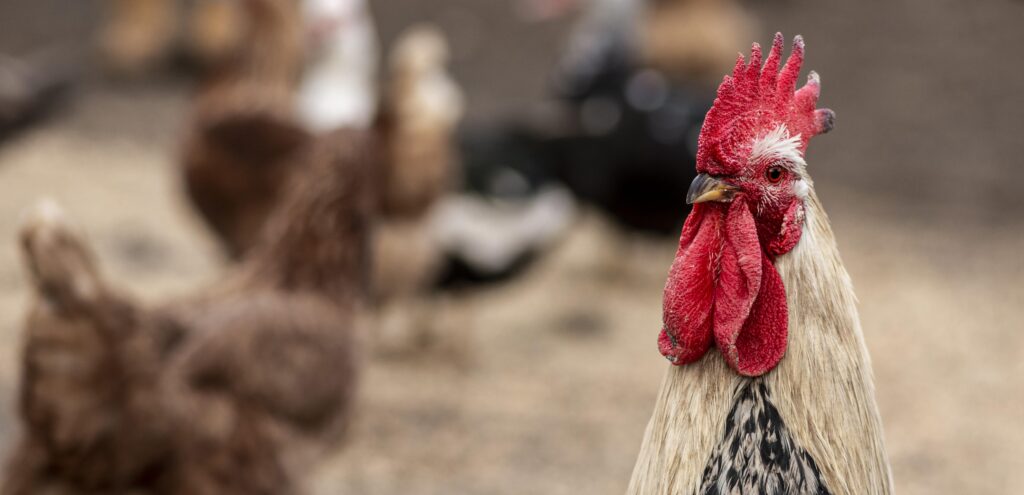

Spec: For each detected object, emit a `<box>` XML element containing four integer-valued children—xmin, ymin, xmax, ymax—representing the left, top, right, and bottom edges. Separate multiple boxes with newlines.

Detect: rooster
<box><xmin>627</xmin><ymin>35</ymin><xmax>892</xmax><ymax>495</ymax></box>
<box><xmin>3</xmin><ymin>128</ymin><xmax>372</xmax><ymax>494</ymax></box>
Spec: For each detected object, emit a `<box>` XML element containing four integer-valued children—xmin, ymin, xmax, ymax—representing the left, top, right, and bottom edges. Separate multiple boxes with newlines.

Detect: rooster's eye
<box><xmin>765</xmin><ymin>166</ymin><xmax>785</xmax><ymax>183</ymax></box>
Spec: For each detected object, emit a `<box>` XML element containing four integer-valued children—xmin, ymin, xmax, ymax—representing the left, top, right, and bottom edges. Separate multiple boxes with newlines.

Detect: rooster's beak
<box><xmin>687</xmin><ymin>174</ymin><xmax>739</xmax><ymax>204</ymax></box>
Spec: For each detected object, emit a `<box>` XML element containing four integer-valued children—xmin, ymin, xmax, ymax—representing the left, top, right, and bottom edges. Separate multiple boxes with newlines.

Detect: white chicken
<box><xmin>297</xmin><ymin>0</ymin><xmax>380</xmax><ymax>131</ymax></box>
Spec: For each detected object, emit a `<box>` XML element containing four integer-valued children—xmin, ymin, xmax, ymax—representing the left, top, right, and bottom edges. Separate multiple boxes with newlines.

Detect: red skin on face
<box><xmin>658</xmin><ymin>34</ymin><xmax>833</xmax><ymax>376</ymax></box>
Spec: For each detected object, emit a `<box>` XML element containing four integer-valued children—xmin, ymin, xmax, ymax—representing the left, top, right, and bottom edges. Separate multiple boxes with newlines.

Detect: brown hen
<box><xmin>3</xmin><ymin>127</ymin><xmax>372</xmax><ymax>495</ymax></box>
<box><xmin>181</xmin><ymin>0</ymin><xmax>307</xmax><ymax>258</ymax></box>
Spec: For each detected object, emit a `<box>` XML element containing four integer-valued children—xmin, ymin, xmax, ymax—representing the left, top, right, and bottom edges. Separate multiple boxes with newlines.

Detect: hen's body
<box><xmin>4</xmin><ymin>129</ymin><xmax>371</xmax><ymax>495</ymax></box>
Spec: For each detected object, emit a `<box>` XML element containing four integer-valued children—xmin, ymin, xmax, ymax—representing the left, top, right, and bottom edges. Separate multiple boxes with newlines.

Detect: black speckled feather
<box><xmin>697</xmin><ymin>381</ymin><xmax>831</xmax><ymax>495</ymax></box>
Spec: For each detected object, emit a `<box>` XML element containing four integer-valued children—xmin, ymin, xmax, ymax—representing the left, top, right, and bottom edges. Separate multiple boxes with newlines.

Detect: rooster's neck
<box><xmin>765</xmin><ymin>191</ymin><xmax>893</xmax><ymax>495</ymax></box>
<box><xmin>627</xmin><ymin>191</ymin><xmax>892</xmax><ymax>495</ymax></box>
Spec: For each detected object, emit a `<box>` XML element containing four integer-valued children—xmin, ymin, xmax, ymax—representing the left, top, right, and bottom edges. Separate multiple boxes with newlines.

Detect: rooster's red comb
<box><xmin>697</xmin><ymin>33</ymin><xmax>835</xmax><ymax>176</ymax></box>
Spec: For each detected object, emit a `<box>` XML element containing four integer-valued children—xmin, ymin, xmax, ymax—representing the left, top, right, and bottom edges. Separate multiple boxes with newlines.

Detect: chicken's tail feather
<box><xmin>19</xmin><ymin>198</ymin><xmax>105</xmax><ymax>310</ymax></box>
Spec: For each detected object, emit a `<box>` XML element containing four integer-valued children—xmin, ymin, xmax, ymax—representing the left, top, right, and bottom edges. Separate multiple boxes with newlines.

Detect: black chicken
<box><xmin>440</xmin><ymin>24</ymin><xmax>714</xmax><ymax>286</ymax></box>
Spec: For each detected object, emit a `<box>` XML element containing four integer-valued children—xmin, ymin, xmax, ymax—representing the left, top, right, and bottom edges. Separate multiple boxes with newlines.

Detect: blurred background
<box><xmin>0</xmin><ymin>0</ymin><xmax>1022</xmax><ymax>494</ymax></box>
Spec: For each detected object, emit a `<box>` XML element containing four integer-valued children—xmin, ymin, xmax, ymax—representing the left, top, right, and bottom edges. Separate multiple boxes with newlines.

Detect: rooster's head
<box><xmin>659</xmin><ymin>34</ymin><xmax>834</xmax><ymax>376</ymax></box>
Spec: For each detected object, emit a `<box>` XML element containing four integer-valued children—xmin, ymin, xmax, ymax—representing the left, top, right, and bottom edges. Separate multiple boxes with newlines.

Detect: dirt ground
<box><xmin>0</xmin><ymin>0</ymin><xmax>1022</xmax><ymax>494</ymax></box>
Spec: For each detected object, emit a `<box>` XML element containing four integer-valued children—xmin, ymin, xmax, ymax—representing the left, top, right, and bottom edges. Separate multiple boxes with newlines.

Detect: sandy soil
<box><xmin>0</xmin><ymin>0</ymin><xmax>1022</xmax><ymax>494</ymax></box>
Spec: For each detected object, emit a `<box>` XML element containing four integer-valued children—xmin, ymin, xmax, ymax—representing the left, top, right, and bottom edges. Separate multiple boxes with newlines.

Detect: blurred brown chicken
<box><xmin>181</xmin><ymin>0</ymin><xmax>308</xmax><ymax>258</ymax></box>
<box><xmin>362</xmin><ymin>26</ymin><xmax>465</xmax><ymax>354</ymax></box>
<box><xmin>100</xmin><ymin>0</ymin><xmax>179</xmax><ymax>74</ymax></box>
<box><xmin>3</xmin><ymin>126</ymin><xmax>373</xmax><ymax>494</ymax></box>
<box><xmin>182</xmin><ymin>21</ymin><xmax>464</xmax><ymax>306</ymax></box>
<box><xmin>370</xmin><ymin>26</ymin><xmax>464</xmax><ymax>303</ymax></box>
<box><xmin>640</xmin><ymin>0</ymin><xmax>754</xmax><ymax>85</ymax></box>
<box><xmin>100</xmin><ymin>0</ymin><xmax>253</xmax><ymax>75</ymax></box>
